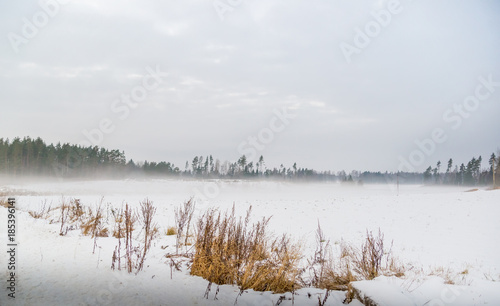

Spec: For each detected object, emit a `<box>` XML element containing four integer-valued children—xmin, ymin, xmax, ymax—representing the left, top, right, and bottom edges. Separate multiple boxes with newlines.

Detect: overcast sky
<box><xmin>1</xmin><ymin>0</ymin><xmax>499</xmax><ymax>172</ymax></box>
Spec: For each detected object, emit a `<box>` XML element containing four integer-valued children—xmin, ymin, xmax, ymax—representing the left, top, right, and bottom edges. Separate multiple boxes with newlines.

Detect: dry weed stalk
<box><xmin>59</xmin><ymin>197</ymin><xmax>70</xmax><ymax>236</ymax></box>
<box><xmin>111</xmin><ymin>206</ymin><xmax>125</xmax><ymax>270</ymax></box>
<box><xmin>124</xmin><ymin>203</ymin><xmax>136</xmax><ymax>273</ymax></box>
<box><xmin>136</xmin><ymin>199</ymin><xmax>157</xmax><ymax>273</ymax></box>
<box><xmin>175</xmin><ymin>197</ymin><xmax>195</xmax><ymax>254</ymax></box>
<box><xmin>351</xmin><ymin>229</ymin><xmax>389</xmax><ymax>280</ymax></box>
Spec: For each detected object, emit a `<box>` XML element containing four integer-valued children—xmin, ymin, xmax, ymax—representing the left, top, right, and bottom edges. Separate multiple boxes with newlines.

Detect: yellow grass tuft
<box><xmin>166</xmin><ymin>226</ymin><xmax>177</xmax><ymax>236</ymax></box>
<box><xmin>191</xmin><ymin>205</ymin><xmax>302</xmax><ymax>294</ymax></box>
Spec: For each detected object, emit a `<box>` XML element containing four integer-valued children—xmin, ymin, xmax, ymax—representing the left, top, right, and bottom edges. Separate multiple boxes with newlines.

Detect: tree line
<box><xmin>0</xmin><ymin>137</ymin><xmax>126</xmax><ymax>177</ymax></box>
<box><xmin>0</xmin><ymin>137</ymin><xmax>498</xmax><ymax>187</ymax></box>
<box><xmin>422</xmin><ymin>154</ymin><xmax>499</xmax><ymax>186</ymax></box>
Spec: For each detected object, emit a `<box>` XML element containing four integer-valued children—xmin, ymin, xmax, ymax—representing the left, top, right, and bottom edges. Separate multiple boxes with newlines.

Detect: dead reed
<box><xmin>191</xmin><ymin>205</ymin><xmax>302</xmax><ymax>294</ymax></box>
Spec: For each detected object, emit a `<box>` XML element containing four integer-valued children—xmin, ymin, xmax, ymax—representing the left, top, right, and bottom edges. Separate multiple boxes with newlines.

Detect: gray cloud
<box><xmin>1</xmin><ymin>0</ymin><xmax>499</xmax><ymax>172</ymax></box>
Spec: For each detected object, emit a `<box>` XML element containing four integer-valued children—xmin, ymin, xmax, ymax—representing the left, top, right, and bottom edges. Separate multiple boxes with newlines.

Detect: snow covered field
<box><xmin>1</xmin><ymin>179</ymin><xmax>499</xmax><ymax>305</ymax></box>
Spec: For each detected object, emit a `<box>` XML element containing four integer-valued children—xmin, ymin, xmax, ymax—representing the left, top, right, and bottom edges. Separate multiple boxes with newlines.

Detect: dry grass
<box><xmin>305</xmin><ymin>225</ymin><xmax>405</xmax><ymax>296</ymax></box>
<box><xmin>79</xmin><ymin>199</ymin><xmax>108</xmax><ymax>254</ymax></box>
<box><xmin>111</xmin><ymin>206</ymin><xmax>126</xmax><ymax>239</ymax></box>
<box><xmin>81</xmin><ymin>204</ymin><xmax>107</xmax><ymax>237</ymax></box>
<box><xmin>305</xmin><ymin>224</ymin><xmax>355</xmax><ymax>291</ymax></box>
<box><xmin>430</xmin><ymin>266</ymin><xmax>455</xmax><ymax>284</ymax></box>
<box><xmin>57</xmin><ymin>197</ymin><xmax>87</xmax><ymax>236</ymax></box>
<box><xmin>28</xmin><ymin>200</ymin><xmax>51</xmax><ymax>219</ymax></box>
<box><xmin>191</xmin><ymin>205</ymin><xmax>302</xmax><ymax>294</ymax></box>
<box><xmin>385</xmin><ymin>257</ymin><xmax>406</xmax><ymax>278</ymax></box>
<box><xmin>351</xmin><ymin>229</ymin><xmax>391</xmax><ymax>280</ymax></box>
<box><xmin>59</xmin><ymin>197</ymin><xmax>71</xmax><ymax>236</ymax></box>
<box><xmin>238</xmin><ymin>234</ymin><xmax>302</xmax><ymax>293</ymax></box>
<box><xmin>1</xmin><ymin>197</ymin><xmax>10</xmax><ymax>208</ymax></box>
<box><xmin>68</xmin><ymin>198</ymin><xmax>84</xmax><ymax>223</ymax></box>
<box><xmin>166</xmin><ymin>226</ymin><xmax>177</xmax><ymax>236</ymax></box>
<box><xmin>17</xmin><ymin>194</ymin><xmax>428</xmax><ymax>297</ymax></box>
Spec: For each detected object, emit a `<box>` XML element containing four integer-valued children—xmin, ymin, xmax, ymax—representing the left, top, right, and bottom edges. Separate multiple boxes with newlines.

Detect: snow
<box><xmin>1</xmin><ymin>179</ymin><xmax>499</xmax><ymax>305</ymax></box>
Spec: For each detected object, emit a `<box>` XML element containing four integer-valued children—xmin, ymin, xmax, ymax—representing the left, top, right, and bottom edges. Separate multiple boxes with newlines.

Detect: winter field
<box><xmin>1</xmin><ymin>179</ymin><xmax>499</xmax><ymax>306</ymax></box>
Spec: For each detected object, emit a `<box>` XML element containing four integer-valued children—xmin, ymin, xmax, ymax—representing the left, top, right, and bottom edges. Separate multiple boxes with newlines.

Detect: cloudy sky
<box><xmin>1</xmin><ymin>0</ymin><xmax>499</xmax><ymax>172</ymax></box>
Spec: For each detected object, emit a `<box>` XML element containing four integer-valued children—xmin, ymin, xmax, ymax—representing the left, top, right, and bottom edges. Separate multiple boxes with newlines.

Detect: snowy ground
<box><xmin>1</xmin><ymin>179</ymin><xmax>499</xmax><ymax>305</ymax></box>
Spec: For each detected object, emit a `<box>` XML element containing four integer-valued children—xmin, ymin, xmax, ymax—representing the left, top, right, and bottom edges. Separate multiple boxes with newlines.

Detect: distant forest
<box><xmin>0</xmin><ymin>137</ymin><xmax>498</xmax><ymax>186</ymax></box>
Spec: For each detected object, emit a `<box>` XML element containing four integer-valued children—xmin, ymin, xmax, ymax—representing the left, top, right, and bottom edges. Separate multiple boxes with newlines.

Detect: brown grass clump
<box><xmin>0</xmin><ymin>198</ymin><xmax>8</xmax><ymax>208</ymax></box>
<box><xmin>238</xmin><ymin>234</ymin><xmax>302</xmax><ymax>293</ymax></box>
<box><xmin>166</xmin><ymin>226</ymin><xmax>177</xmax><ymax>236</ymax></box>
<box><xmin>81</xmin><ymin>205</ymin><xmax>106</xmax><ymax>237</ymax></box>
<box><xmin>80</xmin><ymin>199</ymin><xmax>108</xmax><ymax>253</ymax></box>
<box><xmin>191</xmin><ymin>205</ymin><xmax>302</xmax><ymax>295</ymax></box>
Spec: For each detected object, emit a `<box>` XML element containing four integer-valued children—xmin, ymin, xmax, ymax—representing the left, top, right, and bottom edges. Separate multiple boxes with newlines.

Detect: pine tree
<box><xmin>459</xmin><ymin>164</ymin><xmax>466</xmax><ymax>185</ymax></box>
<box><xmin>445</xmin><ymin>158</ymin><xmax>453</xmax><ymax>184</ymax></box>
<box><xmin>424</xmin><ymin>166</ymin><xmax>433</xmax><ymax>183</ymax></box>
<box><xmin>494</xmin><ymin>153</ymin><xmax>500</xmax><ymax>188</ymax></box>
